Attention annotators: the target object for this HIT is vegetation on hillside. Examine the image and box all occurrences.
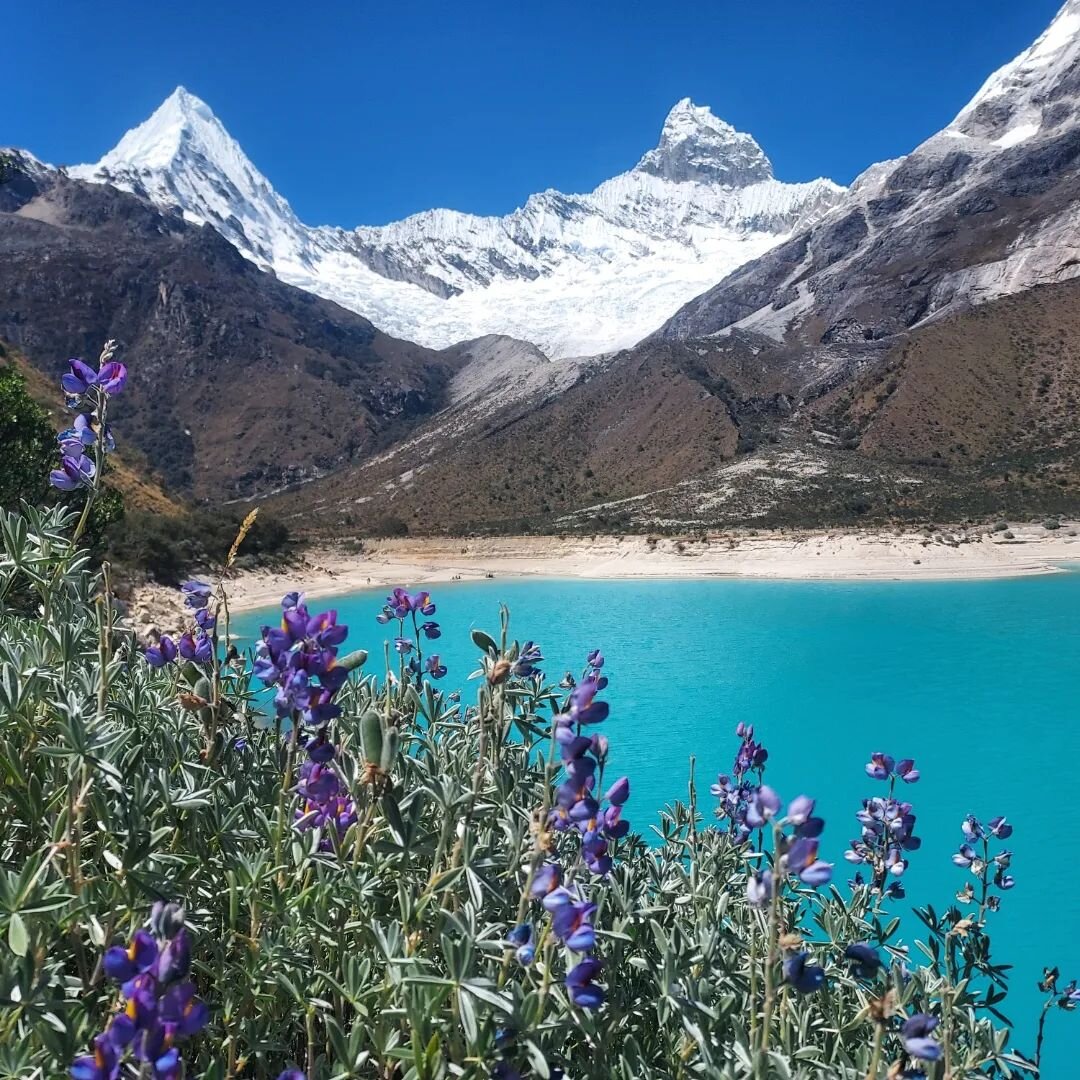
[0,340,290,582]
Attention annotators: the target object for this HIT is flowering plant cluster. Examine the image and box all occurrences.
[49,348,124,495]
[952,813,1016,915]
[144,581,216,667]
[527,651,629,994]
[376,587,445,682]
[71,904,207,1080]
[843,752,922,900]
[710,721,768,842]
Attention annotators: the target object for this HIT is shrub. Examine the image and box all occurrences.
[1044,518,1062,531]
[105,506,292,583]
[0,358,54,511]
[992,521,1009,533]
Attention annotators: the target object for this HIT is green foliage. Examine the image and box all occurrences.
[104,506,291,583]
[0,503,1053,1079]
[0,359,54,511]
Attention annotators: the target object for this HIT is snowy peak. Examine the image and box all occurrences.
[947,0,1080,147]
[70,86,307,266]
[69,91,845,356]
[636,98,773,186]
[97,86,222,171]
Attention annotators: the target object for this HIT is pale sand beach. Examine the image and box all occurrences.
[126,523,1080,636]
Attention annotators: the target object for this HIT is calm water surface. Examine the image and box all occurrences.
[234,574,1080,1073]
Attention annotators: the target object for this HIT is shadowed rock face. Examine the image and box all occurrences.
[0,156,458,500]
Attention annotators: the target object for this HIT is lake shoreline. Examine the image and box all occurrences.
[126,523,1080,633]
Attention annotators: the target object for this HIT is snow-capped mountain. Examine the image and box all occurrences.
[659,0,1080,353]
[70,92,844,357]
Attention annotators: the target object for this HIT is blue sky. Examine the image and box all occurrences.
[7,0,1063,226]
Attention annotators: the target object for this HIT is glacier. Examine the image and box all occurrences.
[69,92,845,357]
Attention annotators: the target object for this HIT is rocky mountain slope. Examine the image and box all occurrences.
[656,0,1080,375]
[6,2,1080,534]
[279,275,1080,535]
[69,93,844,357]
[0,152,458,500]
[271,0,1080,534]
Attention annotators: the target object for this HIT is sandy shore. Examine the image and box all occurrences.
[124,522,1080,635]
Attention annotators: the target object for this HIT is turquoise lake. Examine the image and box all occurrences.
[233,574,1080,1073]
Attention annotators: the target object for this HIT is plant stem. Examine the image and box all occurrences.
[864,1022,884,1080]
[1034,998,1051,1073]
[759,823,783,1068]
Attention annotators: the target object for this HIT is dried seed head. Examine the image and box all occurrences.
[869,988,900,1024]
[489,659,511,685]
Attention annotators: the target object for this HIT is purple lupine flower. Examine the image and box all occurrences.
[901,1015,942,1061]
[294,740,357,850]
[154,927,191,984]
[58,414,115,454]
[158,981,210,1035]
[420,620,441,639]
[565,958,604,1009]
[732,724,768,777]
[785,836,833,886]
[865,752,895,780]
[60,358,107,397]
[64,358,126,397]
[102,930,158,983]
[512,640,543,678]
[393,637,413,655]
[844,943,882,979]
[193,633,212,664]
[507,924,535,965]
[848,783,922,898]
[530,863,561,897]
[568,678,609,725]
[988,815,1013,839]
[78,412,115,450]
[194,608,216,633]
[786,795,815,825]
[50,454,96,491]
[544,891,597,952]
[77,909,207,1080]
[895,758,920,783]
[143,635,177,668]
[278,1073,307,1080]
[424,654,447,679]
[783,952,825,994]
[180,580,211,610]
[746,871,773,908]
[952,844,976,869]
[70,1034,120,1080]
[746,785,781,829]
[961,815,983,840]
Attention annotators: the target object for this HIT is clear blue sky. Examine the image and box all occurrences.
[6,0,1064,226]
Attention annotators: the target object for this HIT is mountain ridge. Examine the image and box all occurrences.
[68,91,845,357]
